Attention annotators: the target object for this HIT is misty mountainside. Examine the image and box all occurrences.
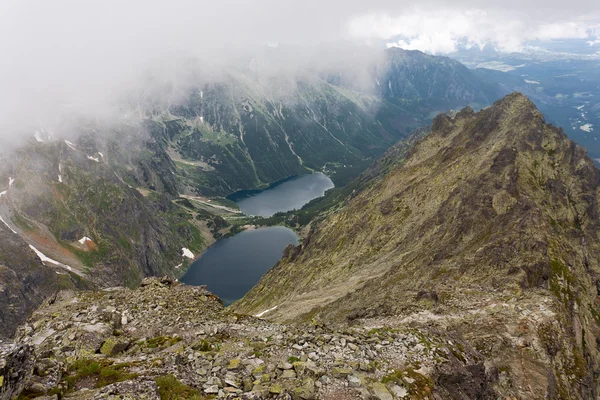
[146,48,506,196]
[0,48,505,339]
[235,93,600,398]
[0,127,214,337]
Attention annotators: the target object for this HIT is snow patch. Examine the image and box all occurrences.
[254,305,278,318]
[65,140,77,151]
[576,105,585,110]
[0,216,17,234]
[580,124,594,132]
[182,248,194,259]
[34,131,44,142]
[524,79,540,84]
[29,245,73,271]
[87,156,100,162]
[0,190,6,198]
[78,236,92,244]
[58,175,63,183]
[8,177,14,187]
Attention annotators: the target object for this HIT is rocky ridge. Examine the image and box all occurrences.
[236,93,600,398]
[3,277,494,400]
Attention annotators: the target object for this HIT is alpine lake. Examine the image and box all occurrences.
[181,173,334,305]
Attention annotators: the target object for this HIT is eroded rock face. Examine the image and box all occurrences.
[0,340,35,400]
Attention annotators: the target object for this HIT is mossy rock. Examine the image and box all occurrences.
[269,383,284,394]
[100,338,129,356]
[227,358,241,370]
[291,378,316,400]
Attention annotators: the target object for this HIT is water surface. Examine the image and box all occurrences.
[180,227,298,305]
[230,173,334,217]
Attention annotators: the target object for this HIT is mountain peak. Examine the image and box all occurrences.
[236,92,600,397]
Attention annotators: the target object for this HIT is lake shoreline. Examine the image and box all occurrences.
[180,226,299,306]
[230,173,335,217]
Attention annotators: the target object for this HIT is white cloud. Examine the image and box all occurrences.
[348,6,600,54]
[0,0,599,146]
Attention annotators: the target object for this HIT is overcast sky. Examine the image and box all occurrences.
[0,0,599,144]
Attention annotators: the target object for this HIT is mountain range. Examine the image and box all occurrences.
[4,46,600,399]
[0,48,506,339]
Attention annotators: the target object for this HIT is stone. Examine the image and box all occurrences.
[243,378,253,392]
[347,375,361,388]
[332,367,352,378]
[292,378,315,400]
[371,382,393,400]
[0,341,35,400]
[293,361,306,376]
[28,382,48,394]
[269,383,284,394]
[390,384,408,398]
[228,358,241,370]
[204,385,219,394]
[224,377,239,388]
[252,365,265,380]
[279,362,293,370]
[81,323,111,335]
[280,369,296,379]
[100,337,129,356]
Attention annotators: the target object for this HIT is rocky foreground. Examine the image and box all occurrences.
[1,277,497,400]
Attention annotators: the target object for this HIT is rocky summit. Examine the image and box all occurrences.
[2,277,490,400]
[3,93,600,400]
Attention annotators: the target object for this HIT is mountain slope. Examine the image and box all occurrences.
[235,93,600,398]
[0,221,91,338]
[0,127,213,337]
[151,48,506,195]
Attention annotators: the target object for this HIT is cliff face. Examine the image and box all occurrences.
[236,93,600,398]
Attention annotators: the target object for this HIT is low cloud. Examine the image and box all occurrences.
[0,0,598,146]
[348,6,599,54]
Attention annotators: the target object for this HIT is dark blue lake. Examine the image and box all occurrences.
[180,227,299,305]
[229,173,334,217]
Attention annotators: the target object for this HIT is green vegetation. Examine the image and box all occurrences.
[381,368,434,399]
[10,212,36,232]
[64,359,137,391]
[155,375,206,400]
[549,259,575,306]
[144,336,182,349]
